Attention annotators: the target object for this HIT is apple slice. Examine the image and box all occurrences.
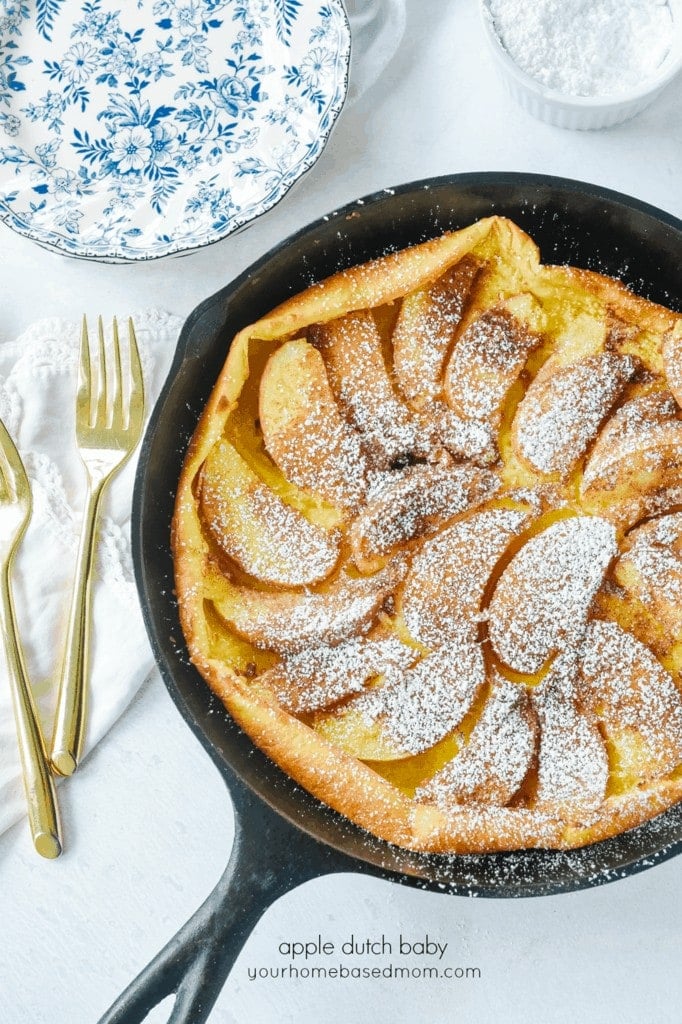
[309,310,419,468]
[578,619,682,781]
[416,401,497,465]
[416,674,537,807]
[312,705,405,762]
[262,636,418,715]
[443,296,543,424]
[211,557,407,654]
[341,638,487,757]
[532,653,608,814]
[580,391,682,526]
[199,438,339,586]
[511,352,637,477]
[392,255,480,404]
[400,507,530,648]
[614,512,682,641]
[349,462,500,570]
[487,516,617,674]
[259,338,367,509]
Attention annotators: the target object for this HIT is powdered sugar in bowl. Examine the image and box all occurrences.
[481,0,682,129]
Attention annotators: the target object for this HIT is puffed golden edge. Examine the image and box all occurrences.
[172,214,682,855]
[543,263,682,338]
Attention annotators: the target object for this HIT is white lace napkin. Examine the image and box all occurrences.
[0,310,183,838]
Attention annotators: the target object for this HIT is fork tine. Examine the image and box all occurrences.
[111,317,124,429]
[127,317,145,433]
[96,315,107,427]
[77,316,92,425]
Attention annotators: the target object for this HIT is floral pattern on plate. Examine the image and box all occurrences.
[0,0,350,260]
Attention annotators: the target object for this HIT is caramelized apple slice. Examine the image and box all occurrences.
[416,402,497,465]
[400,507,530,648]
[580,391,682,527]
[511,353,637,477]
[614,512,682,640]
[532,653,608,815]
[259,338,367,508]
[416,674,537,807]
[212,558,407,654]
[349,639,486,756]
[443,296,543,424]
[579,619,682,780]
[262,636,418,715]
[349,462,500,570]
[392,256,480,404]
[309,310,419,468]
[487,516,617,674]
[199,438,339,586]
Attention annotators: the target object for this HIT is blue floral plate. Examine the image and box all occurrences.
[0,0,350,261]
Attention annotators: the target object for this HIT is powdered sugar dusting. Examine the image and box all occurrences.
[218,559,407,654]
[401,507,529,647]
[261,340,369,509]
[662,330,682,403]
[579,619,682,776]
[188,219,682,859]
[353,640,486,755]
[264,636,418,714]
[416,674,537,807]
[350,462,500,565]
[310,310,420,467]
[533,652,609,814]
[393,256,480,403]
[224,482,338,584]
[582,391,682,490]
[627,542,682,605]
[200,440,340,587]
[276,402,367,508]
[445,307,541,421]
[421,402,497,464]
[488,516,617,673]
[617,512,682,612]
[514,353,637,475]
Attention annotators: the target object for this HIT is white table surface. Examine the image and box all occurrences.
[2,2,682,1022]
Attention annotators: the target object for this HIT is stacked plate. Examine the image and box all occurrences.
[0,0,350,260]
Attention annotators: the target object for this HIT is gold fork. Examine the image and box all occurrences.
[0,418,62,857]
[50,317,144,777]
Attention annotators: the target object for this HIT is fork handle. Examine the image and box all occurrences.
[0,563,62,858]
[51,480,104,777]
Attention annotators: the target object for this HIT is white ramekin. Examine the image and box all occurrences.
[481,0,682,130]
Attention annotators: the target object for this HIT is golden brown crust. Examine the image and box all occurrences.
[173,215,682,855]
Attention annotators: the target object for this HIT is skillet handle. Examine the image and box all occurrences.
[97,775,357,1024]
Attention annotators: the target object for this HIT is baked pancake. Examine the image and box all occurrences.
[173,215,682,854]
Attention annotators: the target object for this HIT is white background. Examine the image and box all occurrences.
[2,1,682,1022]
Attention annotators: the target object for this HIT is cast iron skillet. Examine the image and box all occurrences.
[101,173,682,1024]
